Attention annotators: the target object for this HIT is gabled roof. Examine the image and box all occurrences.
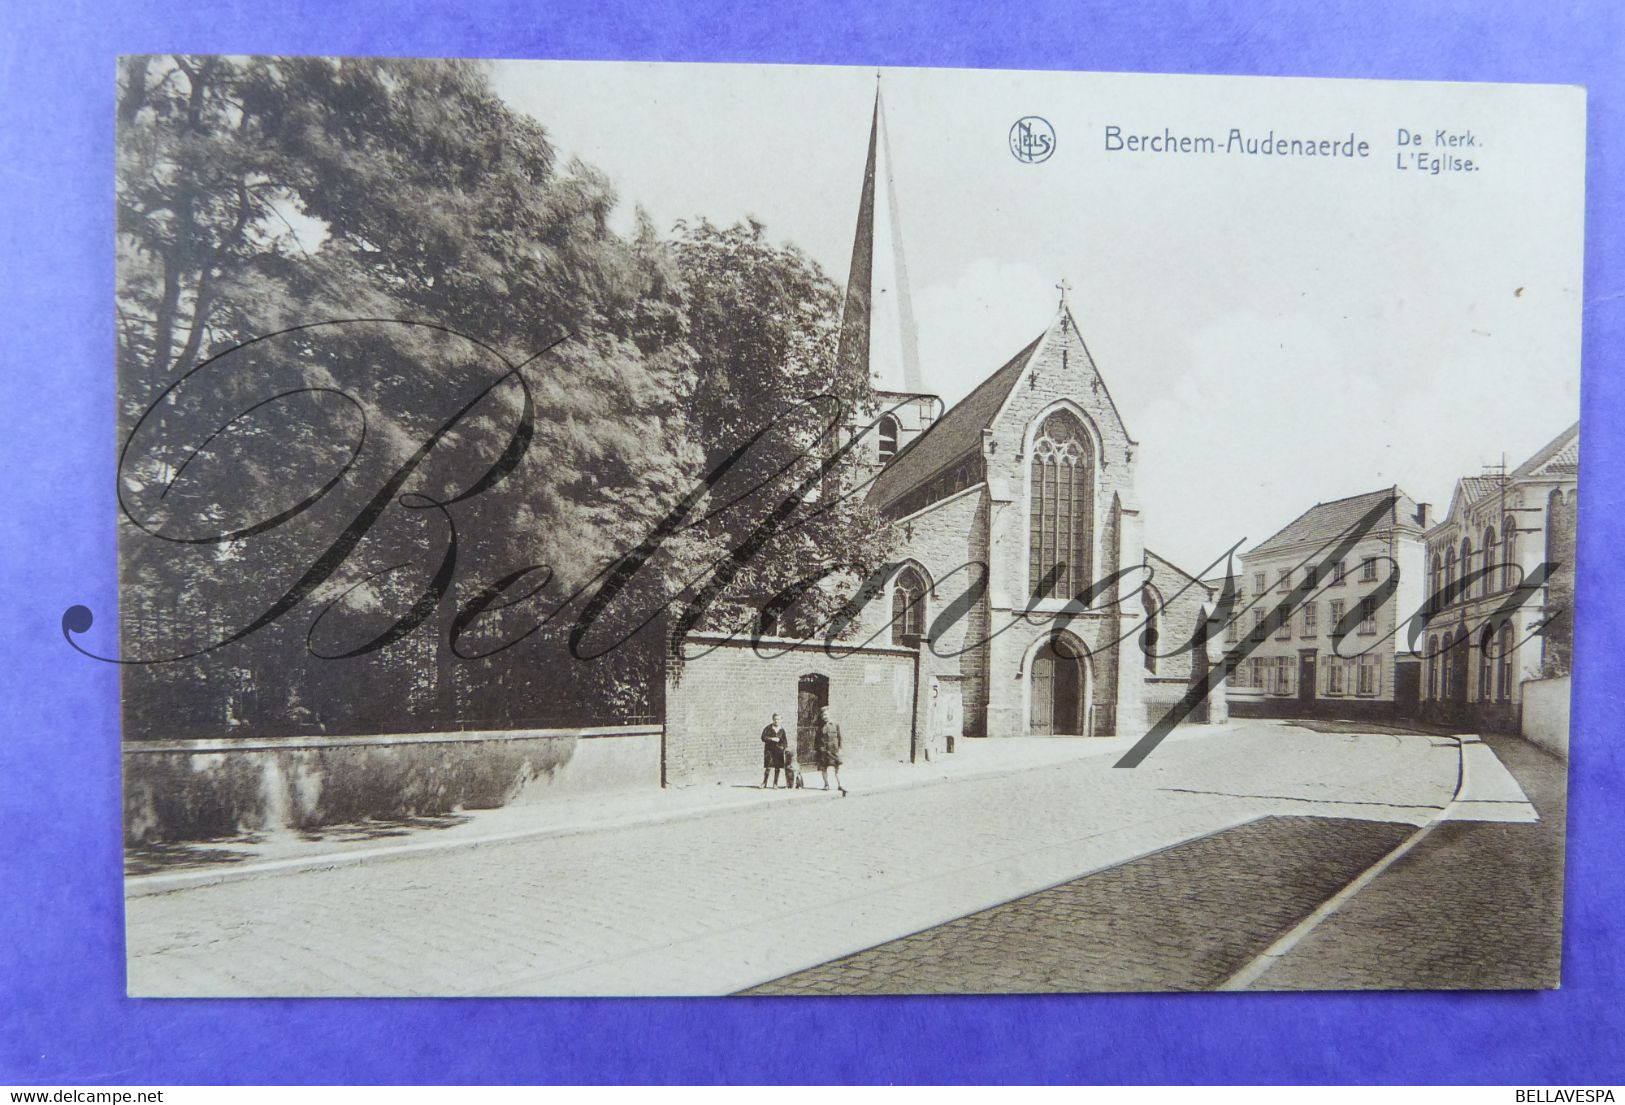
[1438,421,1580,528]
[867,333,1043,511]
[1509,421,1579,481]
[1245,487,1421,560]
[1145,549,1215,598]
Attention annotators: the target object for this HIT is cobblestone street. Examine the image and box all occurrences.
[745,816,1412,994]
[124,719,1550,996]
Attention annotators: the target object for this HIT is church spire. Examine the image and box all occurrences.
[836,80,925,395]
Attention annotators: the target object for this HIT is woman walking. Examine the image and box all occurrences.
[813,705,846,796]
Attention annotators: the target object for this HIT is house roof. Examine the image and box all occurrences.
[1245,487,1421,560]
[867,333,1043,511]
[1438,421,1580,527]
[1509,421,1580,481]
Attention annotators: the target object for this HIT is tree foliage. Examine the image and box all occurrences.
[114,56,892,740]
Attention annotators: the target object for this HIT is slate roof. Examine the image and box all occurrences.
[1246,487,1421,559]
[867,333,1043,511]
[1443,421,1579,523]
[1509,421,1580,481]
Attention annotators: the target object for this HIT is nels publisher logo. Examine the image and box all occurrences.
[1009,116,1056,163]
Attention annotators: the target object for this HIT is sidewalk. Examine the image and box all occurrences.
[126,723,1237,896]
[124,718,1473,995]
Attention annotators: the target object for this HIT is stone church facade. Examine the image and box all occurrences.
[834,88,1223,741]
[856,310,1223,740]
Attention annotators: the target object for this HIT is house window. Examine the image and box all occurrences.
[1302,601,1317,637]
[1225,615,1240,644]
[1326,657,1346,695]
[1027,411,1093,601]
[1268,656,1294,696]
[1502,516,1517,591]
[1305,566,1318,589]
[1360,557,1378,582]
[1329,599,1346,637]
[877,415,900,464]
[890,565,927,646]
[1497,623,1514,702]
[1332,560,1346,585]
[1253,572,1267,596]
[1275,611,1292,640]
[1276,569,1291,593]
[1358,596,1377,636]
[1356,653,1379,696]
[1251,610,1266,641]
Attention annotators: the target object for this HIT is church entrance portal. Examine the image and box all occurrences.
[1031,635,1089,736]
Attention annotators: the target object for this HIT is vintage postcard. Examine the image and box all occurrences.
[108,58,1583,996]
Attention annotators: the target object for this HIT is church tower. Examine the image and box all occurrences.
[838,81,940,469]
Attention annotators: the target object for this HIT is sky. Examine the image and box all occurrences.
[490,60,1585,572]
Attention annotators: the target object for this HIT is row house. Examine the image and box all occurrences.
[1223,487,1429,720]
[1417,423,1579,733]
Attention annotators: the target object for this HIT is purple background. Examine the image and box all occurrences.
[2,0,1621,1085]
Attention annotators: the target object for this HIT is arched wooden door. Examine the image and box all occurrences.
[796,673,830,765]
[1031,636,1088,736]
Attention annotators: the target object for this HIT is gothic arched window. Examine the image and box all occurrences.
[877,415,900,464]
[1028,410,1094,601]
[1430,553,1443,614]
[1460,536,1473,598]
[1141,587,1161,674]
[891,565,927,646]
[1427,634,1441,698]
[1444,547,1456,606]
[1478,625,1494,701]
[1483,525,1498,597]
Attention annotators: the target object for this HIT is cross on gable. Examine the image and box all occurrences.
[1055,278,1072,307]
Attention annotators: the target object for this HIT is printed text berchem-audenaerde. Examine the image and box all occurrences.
[1104,125,1371,159]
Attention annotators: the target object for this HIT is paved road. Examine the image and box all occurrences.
[745,816,1411,994]
[1245,730,1565,990]
[126,719,1483,996]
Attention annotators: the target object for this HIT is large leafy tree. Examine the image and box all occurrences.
[113,57,892,740]
[668,218,894,643]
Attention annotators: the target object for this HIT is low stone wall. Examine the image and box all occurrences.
[1520,675,1571,759]
[665,633,919,786]
[124,725,660,845]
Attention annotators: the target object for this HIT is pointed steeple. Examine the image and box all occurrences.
[837,81,925,395]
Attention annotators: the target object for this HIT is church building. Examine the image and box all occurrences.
[842,88,1225,741]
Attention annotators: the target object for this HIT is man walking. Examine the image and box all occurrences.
[760,712,789,789]
[813,705,846,796]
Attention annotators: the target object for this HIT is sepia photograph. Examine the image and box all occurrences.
[106,56,1584,998]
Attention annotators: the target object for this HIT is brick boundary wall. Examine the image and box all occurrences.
[665,633,920,787]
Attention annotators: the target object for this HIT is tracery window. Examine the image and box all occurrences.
[890,565,927,646]
[1027,411,1094,601]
